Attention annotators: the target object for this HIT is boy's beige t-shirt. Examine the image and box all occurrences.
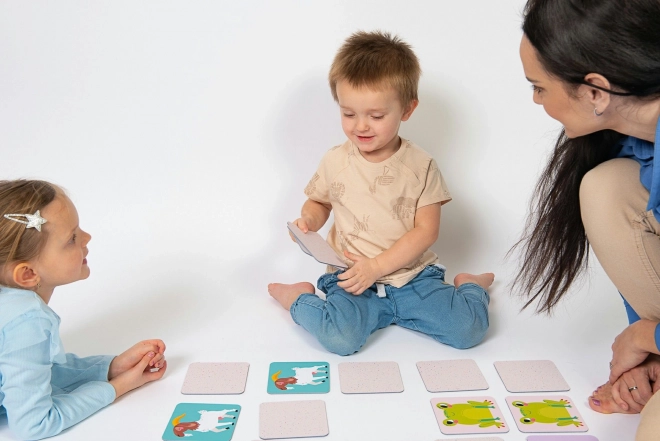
[304,138,452,288]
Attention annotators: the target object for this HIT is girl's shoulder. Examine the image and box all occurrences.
[0,287,57,331]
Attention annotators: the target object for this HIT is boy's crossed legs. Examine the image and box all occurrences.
[268,265,493,355]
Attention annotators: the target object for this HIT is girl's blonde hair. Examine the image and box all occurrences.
[0,180,57,279]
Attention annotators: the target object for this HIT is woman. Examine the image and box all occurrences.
[515,0,660,439]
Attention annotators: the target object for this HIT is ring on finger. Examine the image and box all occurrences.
[628,386,638,392]
[609,362,613,369]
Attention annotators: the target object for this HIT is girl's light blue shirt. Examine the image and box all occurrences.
[0,287,115,440]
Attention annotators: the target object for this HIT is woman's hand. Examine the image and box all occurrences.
[108,339,166,381]
[337,251,384,295]
[609,355,660,412]
[610,320,659,384]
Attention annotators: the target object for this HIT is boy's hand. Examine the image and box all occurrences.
[109,352,168,399]
[289,217,313,241]
[337,251,383,295]
[108,339,166,381]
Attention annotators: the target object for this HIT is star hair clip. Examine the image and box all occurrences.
[4,210,48,232]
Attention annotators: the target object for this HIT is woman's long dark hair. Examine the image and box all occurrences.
[513,0,660,314]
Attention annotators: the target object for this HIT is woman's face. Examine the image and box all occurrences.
[519,35,600,138]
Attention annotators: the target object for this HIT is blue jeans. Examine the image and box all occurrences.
[290,265,490,356]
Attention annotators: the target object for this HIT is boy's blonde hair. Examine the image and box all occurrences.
[0,180,57,281]
[329,30,421,106]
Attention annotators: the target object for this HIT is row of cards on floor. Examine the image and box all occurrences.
[164,359,598,440]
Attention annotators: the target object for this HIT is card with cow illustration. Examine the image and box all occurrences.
[162,403,241,440]
[431,396,509,435]
[267,361,330,394]
[505,396,589,433]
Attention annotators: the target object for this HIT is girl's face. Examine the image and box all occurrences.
[519,35,601,138]
[33,194,91,292]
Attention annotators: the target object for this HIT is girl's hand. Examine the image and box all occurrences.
[109,352,167,399]
[609,355,660,412]
[108,339,166,380]
[337,251,383,295]
[610,320,658,384]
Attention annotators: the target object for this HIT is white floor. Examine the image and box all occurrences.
[0,250,641,441]
[0,2,646,440]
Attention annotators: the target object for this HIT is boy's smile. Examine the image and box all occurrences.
[336,80,417,163]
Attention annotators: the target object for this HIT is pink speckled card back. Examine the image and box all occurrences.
[417,359,489,392]
[494,360,569,392]
[259,400,328,439]
[181,362,250,395]
[338,361,404,394]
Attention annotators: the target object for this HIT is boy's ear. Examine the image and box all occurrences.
[12,263,40,289]
[401,99,419,121]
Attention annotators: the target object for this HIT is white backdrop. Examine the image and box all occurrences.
[0,1,639,440]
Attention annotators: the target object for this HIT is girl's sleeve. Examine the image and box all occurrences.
[0,315,115,440]
[51,353,114,392]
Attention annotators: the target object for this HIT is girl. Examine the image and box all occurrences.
[514,0,660,439]
[0,180,167,440]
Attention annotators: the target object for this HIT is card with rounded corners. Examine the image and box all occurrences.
[267,361,330,394]
[338,361,403,394]
[506,396,588,433]
[526,435,599,440]
[259,400,328,439]
[417,359,489,392]
[287,222,347,268]
[181,362,249,395]
[494,360,569,392]
[162,403,241,440]
[431,396,509,435]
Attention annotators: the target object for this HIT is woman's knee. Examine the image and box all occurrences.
[580,158,644,220]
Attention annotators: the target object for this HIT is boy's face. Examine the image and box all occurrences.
[336,80,417,163]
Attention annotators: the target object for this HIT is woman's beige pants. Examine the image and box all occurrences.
[580,158,660,440]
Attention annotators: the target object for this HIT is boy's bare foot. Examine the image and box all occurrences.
[268,282,315,311]
[454,272,495,290]
[588,382,639,414]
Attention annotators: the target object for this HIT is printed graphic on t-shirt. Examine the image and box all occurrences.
[330,181,345,205]
[391,196,416,219]
[349,214,370,241]
[369,166,395,194]
[304,173,320,197]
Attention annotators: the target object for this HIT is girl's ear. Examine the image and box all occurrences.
[12,263,39,289]
[401,99,419,121]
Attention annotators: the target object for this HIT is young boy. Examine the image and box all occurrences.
[268,31,494,356]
